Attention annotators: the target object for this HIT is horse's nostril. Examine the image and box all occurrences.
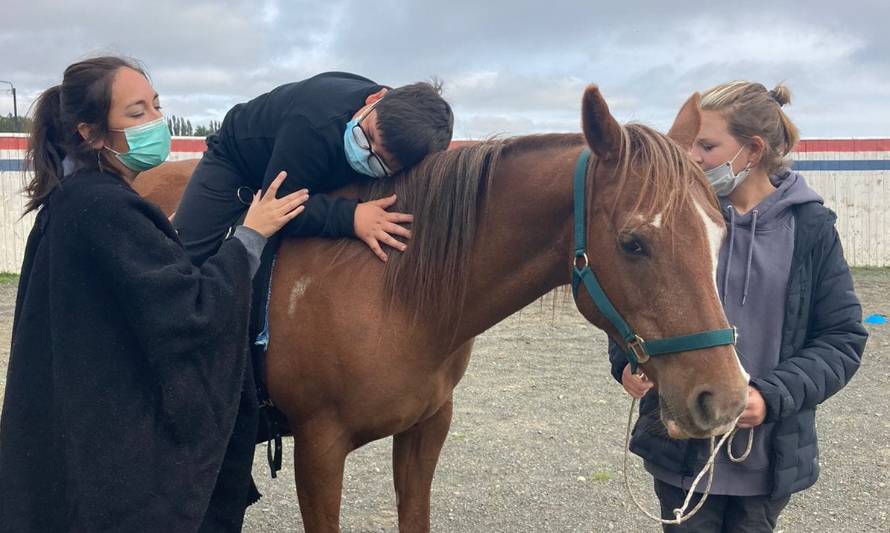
[695,390,716,425]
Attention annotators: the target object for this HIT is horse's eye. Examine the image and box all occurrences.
[619,234,649,257]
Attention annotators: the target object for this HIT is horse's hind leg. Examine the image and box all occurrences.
[392,397,454,533]
[292,420,350,533]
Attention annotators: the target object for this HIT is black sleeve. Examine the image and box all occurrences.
[608,337,628,384]
[74,188,253,368]
[262,115,358,238]
[751,226,868,423]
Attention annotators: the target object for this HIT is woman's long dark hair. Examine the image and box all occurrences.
[24,56,146,213]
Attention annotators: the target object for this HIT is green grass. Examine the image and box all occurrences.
[851,266,890,274]
[592,471,611,482]
[0,272,19,285]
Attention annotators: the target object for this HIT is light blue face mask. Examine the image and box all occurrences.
[704,146,752,197]
[343,102,392,178]
[105,117,171,172]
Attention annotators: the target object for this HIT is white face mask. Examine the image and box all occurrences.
[704,146,751,197]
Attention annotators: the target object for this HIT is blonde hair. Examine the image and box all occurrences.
[700,81,800,175]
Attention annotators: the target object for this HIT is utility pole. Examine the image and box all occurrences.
[0,80,18,133]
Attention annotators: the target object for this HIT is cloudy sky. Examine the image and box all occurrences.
[2,0,888,139]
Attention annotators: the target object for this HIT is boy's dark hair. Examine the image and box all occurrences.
[375,81,454,170]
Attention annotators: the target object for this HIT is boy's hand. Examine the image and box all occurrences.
[354,194,412,262]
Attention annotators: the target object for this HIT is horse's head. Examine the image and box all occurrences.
[574,85,748,439]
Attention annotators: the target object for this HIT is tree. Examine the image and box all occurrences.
[0,113,32,133]
[0,111,219,136]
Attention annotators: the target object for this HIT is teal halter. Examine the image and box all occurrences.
[570,147,737,373]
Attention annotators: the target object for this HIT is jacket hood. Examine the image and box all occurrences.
[719,170,823,229]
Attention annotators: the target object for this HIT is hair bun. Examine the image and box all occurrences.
[768,84,792,107]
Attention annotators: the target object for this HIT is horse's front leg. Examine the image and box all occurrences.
[392,396,454,533]
[291,418,350,533]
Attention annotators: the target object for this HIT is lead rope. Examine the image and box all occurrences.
[622,397,743,525]
[726,426,754,463]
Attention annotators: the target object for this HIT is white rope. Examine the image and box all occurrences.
[622,398,740,525]
[726,426,754,463]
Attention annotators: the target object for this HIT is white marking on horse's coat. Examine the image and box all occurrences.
[631,212,663,228]
[650,213,663,228]
[288,277,311,317]
[694,200,749,382]
[694,200,723,287]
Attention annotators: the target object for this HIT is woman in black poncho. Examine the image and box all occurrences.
[0,56,308,532]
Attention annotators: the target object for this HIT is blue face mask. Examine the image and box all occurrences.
[704,146,751,197]
[105,117,171,172]
[343,104,392,178]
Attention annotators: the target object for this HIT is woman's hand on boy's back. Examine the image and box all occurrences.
[354,194,412,262]
[243,171,309,238]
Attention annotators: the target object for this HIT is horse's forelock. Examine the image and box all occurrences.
[608,123,714,233]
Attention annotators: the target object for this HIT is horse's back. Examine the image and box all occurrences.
[133,159,199,216]
[267,237,390,372]
[133,165,468,433]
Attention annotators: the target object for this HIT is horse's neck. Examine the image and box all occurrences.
[455,144,583,340]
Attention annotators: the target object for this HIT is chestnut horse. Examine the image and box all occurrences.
[134,86,747,532]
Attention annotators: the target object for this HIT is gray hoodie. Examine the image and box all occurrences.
[646,170,824,495]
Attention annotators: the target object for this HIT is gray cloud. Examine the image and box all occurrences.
[1,0,887,137]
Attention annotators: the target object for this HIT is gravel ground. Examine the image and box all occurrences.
[1,269,888,532]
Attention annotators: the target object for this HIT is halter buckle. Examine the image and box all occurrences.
[627,335,650,365]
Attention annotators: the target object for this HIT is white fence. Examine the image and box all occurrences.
[794,139,890,267]
[0,170,32,273]
[1,135,889,272]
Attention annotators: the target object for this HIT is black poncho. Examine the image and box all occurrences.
[0,169,258,532]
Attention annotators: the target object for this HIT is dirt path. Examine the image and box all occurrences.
[1,270,888,532]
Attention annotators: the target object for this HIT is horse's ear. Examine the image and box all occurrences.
[667,92,701,151]
[582,85,623,161]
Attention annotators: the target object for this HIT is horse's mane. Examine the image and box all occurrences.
[340,134,573,326]
[345,128,710,326]
[362,137,503,326]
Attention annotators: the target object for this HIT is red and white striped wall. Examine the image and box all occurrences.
[0,134,207,170]
[5,136,889,172]
[1,134,889,269]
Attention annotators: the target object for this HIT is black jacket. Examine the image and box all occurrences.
[212,71,384,238]
[609,202,868,499]
[0,170,257,532]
